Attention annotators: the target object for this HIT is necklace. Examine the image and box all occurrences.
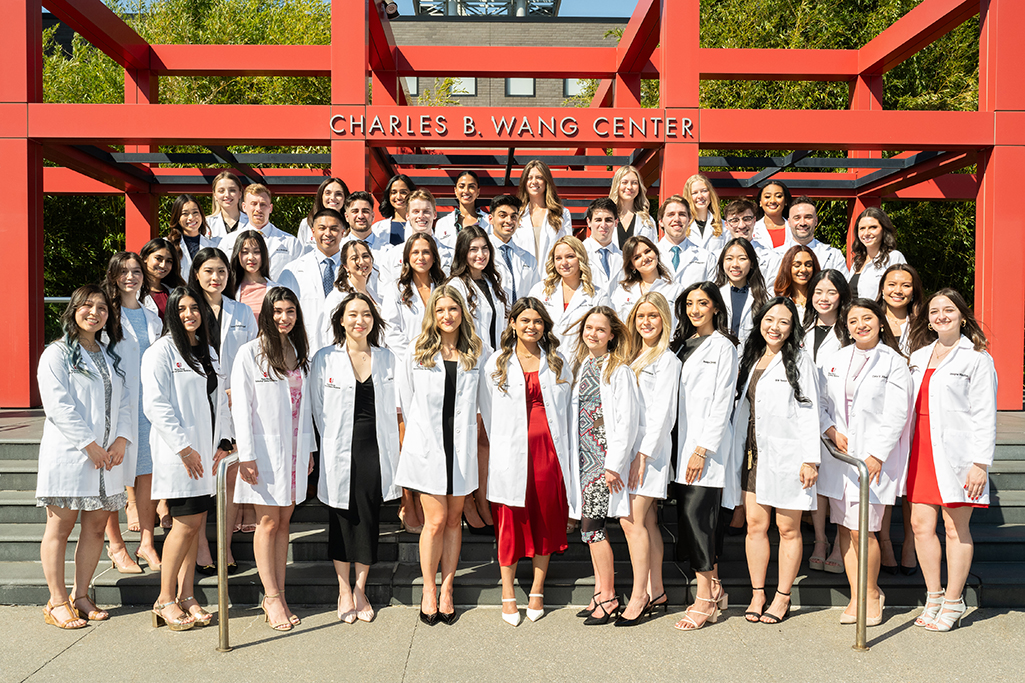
[933,341,957,363]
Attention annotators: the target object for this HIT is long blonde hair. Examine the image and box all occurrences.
[490,297,566,393]
[413,285,483,371]
[517,160,565,233]
[609,165,652,223]
[572,305,631,384]
[625,292,673,378]
[683,173,723,237]
[542,236,596,297]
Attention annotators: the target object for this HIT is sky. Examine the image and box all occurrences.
[395,0,638,17]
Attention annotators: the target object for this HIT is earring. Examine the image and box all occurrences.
[927,323,934,330]
[961,320,966,327]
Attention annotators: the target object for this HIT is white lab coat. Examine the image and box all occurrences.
[719,283,757,348]
[178,234,219,280]
[611,279,683,330]
[818,344,913,506]
[381,281,433,365]
[142,336,231,499]
[371,218,406,248]
[583,238,624,297]
[230,340,315,506]
[527,280,610,359]
[624,213,658,244]
[728,349,820,510]
[318,280,382,353]
[310,344,401,509]
[36,341,134,498]
[633,351,682,499]
[218,223,304,282]
[296,216,316,254]
[686,220,729,254]
[674,332,739,492]
[750,217,777,249]
[490,235,539,304]
[377,236,454,287]
[479,349,573,507]
[513,206,571,276]
[658,237,717,289]
[851,250,907,300]
[908,338,998,505]
[140,285,170,320]
[277,249,340,353]
[215,296,260,388]
[394,347,487,497]
[446,276,507,353]
[435,209,490,250]
[206,212,249,240]
[773,237,849,283]
[568,361,640,520]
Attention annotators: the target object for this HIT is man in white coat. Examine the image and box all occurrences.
[581,198,625,296]
[656,195,717,288]
[722,198,777,275]
[773,196,849,282]
[487,195,538,304]
[342,191,390,256]
[217,184,304,281]
[277,208,344,353]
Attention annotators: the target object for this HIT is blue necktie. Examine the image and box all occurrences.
[599,248,611,278]
[500,244,516,300]
[322,257,335,296]
[671,245,681,270]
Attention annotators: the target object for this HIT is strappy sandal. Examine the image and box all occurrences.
[711,578,729,610]
[926,597,967,632]
[152,600,194,631]
[674,595,720,631]
[646,591,668,616]
[261,593,293,632]
[44,600,87,629]
[577,592,601,618]
[745,587,765,623]
[178,596,213,627]
[72,596,109,621]
[809,539,829,571]
[760,590,791,625]
[915,590,945,628]
[582,597,620,626]
[282,590,301,626]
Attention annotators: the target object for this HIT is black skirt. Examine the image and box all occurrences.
[672,483,724,573]
[167,494,215,518]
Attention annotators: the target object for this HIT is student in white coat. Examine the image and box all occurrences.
[320,239,381,346]
[435,171,490,250]
[139,237,186,322]
[297,177,349,252]
[278,208,345,353]
[529,235,610,356]
[906,289,997,632]
[733,297,820,624]
[877,262,925,356]
[616,293,679,627]
[715,238,770,348]
[611,236,683,328]
[101,253,163,576]
[683,174,730,254]
[801,269,851,575]
[821,299,913,627]
[514,160,571,274]
[376,190,454,286]
[394,285,487,625]
[341,191,391,259]
[311,292,401,624]
[206,171,249,239]
[371,174,414,248]
[217,184,304,282]
[582,198,625,297]
[773,244,821,318]
[719,198,776,273]
[609,165,657,249]
[230,230,280,320]
[168,194,217,280]
[848,207,907,300]
[569,306,640,625]
[773,196,848,281]
[479,299,573,627]
[655,196,717,289]
[233,287,314,631]
[142,287,232,631]
[488,195,539,303]
[668,283,740,631]
[36,285,132,629]
[751,180,791,248]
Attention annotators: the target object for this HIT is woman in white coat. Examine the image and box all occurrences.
[682,174,729,254]
[394,285,487,625]
[608,165,657,249]
[611,236,682,328]
[232,287,314,631]
[906,289,997,632]
[615,293,679,627]
[802,269,851,575]
[311,292,401,624]
[37,285,132,629]
[206,170,248,239]
[435,170,489,249]
[528,236,610,355]
[733,297,820,624]
[479,298,573,627]
[569,306,639,625]
[142,286,232,631]
[668,283,740,631]
[714,237,769,348]
[139,237,186,321]
[101,253,163,574]
[230,230,280,320]
[168,194,216,280]
[848,207,907,300]
[821,298,913,627]
[514,160,571,272]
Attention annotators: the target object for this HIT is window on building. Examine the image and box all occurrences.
[403,76,419,96]
[451,77,476,97]
[564,78,588,97]
[505,78,536,97]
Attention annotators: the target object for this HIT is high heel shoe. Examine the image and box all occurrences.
[526,593,544,622]
[577,592,600,618]
[177,596,213,627]
[501,598,520,627]
[438,608,457,625]
[261,594,292,632]
[419,596,439,626]
[152,600,194,631]
[462,512,494,536]
[711,578,729,610]
[44,600,87,630]
[135,547,161,571]
[646,591,668,616]
[745,587,765,623]
[107,546,143,574]
[614,595,650,627]
[583,597,620,626]
[808,539,829,572]
[926,597,966,632]
[674,595,720,631]
[759,590,791,625]
[915,590,945,628]
[867,591,886,627]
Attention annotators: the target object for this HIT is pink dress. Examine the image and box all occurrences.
[287,368,302,501]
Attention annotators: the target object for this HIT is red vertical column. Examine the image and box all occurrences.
[659,0,699,200]
[125,68,158,251]
[0,0,43,406]
[846,74,884,265]
[978,0,1025,409]
[331,0,369,191]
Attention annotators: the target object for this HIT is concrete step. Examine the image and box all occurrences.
[0,460,38,491]
[0,440,39,462]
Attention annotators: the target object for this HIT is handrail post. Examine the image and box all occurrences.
[821,437,871,652]
[215,453,239,653]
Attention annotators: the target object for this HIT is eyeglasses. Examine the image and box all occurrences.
[726,216,756,226]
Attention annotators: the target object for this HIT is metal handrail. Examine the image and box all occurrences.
[820,436,871,652]
[215,452,240,653]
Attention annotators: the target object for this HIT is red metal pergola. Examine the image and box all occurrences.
[1,0,1022,409]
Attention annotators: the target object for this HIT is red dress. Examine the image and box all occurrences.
[907,369,986,508]
[492,371,569,566]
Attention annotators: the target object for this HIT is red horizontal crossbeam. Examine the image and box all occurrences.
[617,0,660,73]
[150,45,330,77]
[45,0,148,70]
[859,0,978,74]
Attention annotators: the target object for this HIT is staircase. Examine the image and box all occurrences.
[2,409,1023,608]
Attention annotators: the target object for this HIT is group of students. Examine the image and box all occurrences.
[36,163,996,637]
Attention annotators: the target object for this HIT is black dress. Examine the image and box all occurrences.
[327,375,383,565]
[442,360,457,495]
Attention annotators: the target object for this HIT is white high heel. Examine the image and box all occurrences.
[927,597,967,632]
[526,593,544,622]
[501,598,521,627]
[915,590,945,628]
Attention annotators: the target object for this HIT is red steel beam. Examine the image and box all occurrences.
[396,46,616,79]
[150,44,331,77]
[857,150,978,197]
[700,49,860,81]
[859,0,978,74]
[43,167,124,194]
[368,0,398,73]
[617,0,660,73]
[42,143,150,193]
[44,0,149,70]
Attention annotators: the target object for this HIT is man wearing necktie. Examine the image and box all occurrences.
[488,195,539,304]
[582,198,624,296]
[656,195,717,289]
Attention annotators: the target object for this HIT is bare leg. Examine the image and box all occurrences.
[619,494,653,620]
[418,493,448,614]
[528,555,551,612]
[588,538,617,618]
[643,503,665,601]
[474,416,493,526]
[878,504,898,569]
[156,513,201,624]
[438,494,466,614]
[157,499,171,529]
[253,504,289,625]
[810,494,830,566]
[841,526,882,620]
[275,505,295,621]
[104,510,140,572]
[762,508,803,621]
[69,508,110,617]
[133,475,160,567]
[911,503,943,593]
[500,564,518,615]
[940,506,975,600]
[900,497,917,569]
[354,562,374,620]
[40,506,86,626]
[743,491,770,618]
[125,485,139,531]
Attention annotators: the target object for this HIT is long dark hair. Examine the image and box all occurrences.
[230,229,272,287]
[398,234,445,307]
[490,297,564,392]
[620,235,671,287]
[380,174,416,220]
[187,247,235,299]
[876,262,925,321]
[773,244,820,298]
[307,177,350,225]
[714,237,769,310]
[447,225,508,315]
[333,240,374,294]
[140,237,185,302]
[908,288,989,353]
[670,281,739,353]
[257,287,311,378]
[103,251,147,344]
[167,193,209,242]
[851,206,898,271]
[802,269,852,330]
[162,286,213,375]
[755,179,792,220]
[736,297,810,405]
[330,291,385,348]
[59,284,124,379]
[839,298,903,355]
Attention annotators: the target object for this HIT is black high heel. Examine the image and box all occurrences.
[645,592,668,615]
[615,595,650,627]
[583,597,620,626]
[577,592,600,618]
[760,590,791,625]
[462,513,494,537]
[745,587,765,623]
[438,609,457,625]
[419,608,439,626]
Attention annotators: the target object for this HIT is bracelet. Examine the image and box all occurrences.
[692,451,707,459]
